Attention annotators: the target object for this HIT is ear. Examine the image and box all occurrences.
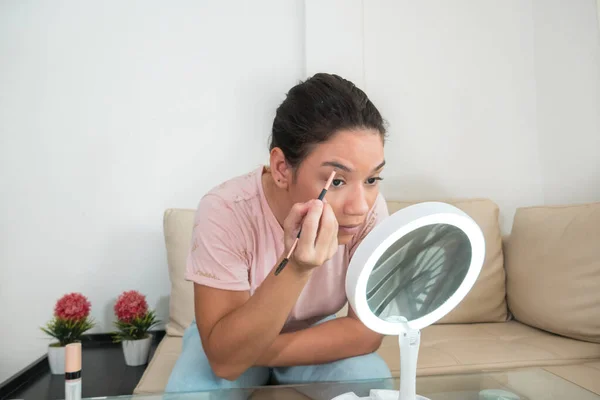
[269,147,292,189]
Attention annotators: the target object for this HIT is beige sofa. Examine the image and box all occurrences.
[134,198,600,396]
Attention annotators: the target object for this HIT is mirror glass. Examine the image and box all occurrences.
[365,223,472,323]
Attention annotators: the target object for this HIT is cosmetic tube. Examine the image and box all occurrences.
[65,342,82,400]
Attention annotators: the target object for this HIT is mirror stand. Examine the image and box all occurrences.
[332,326,430,400]
[396,328,429,400]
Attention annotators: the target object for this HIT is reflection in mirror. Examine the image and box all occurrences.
[366,223,472,322]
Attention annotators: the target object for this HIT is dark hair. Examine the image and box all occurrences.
[269,73,386,169]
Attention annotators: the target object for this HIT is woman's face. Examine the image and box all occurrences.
[290,129,385,245]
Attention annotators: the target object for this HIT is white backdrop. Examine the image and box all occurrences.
[0,0,305,383]
[306,0,600,232]
[1,0,599,383]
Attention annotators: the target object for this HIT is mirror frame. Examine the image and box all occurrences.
[346,202,486,335]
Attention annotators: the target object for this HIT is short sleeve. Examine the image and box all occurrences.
[184,194,251,291]
[347,192,390,260]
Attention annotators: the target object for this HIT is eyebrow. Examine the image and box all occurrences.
[373,160,386,171]
[321,160,386,173]
[321,161,352,172]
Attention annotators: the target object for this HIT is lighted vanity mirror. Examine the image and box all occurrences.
[336,202,486,400]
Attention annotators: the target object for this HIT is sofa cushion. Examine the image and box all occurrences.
[135,320,600,394]
[386,198,508,324]
[163,208,196,337]
[544,362,600,396]
[505,202,600,343]
[134,335,182,394]
[380,321,600,377]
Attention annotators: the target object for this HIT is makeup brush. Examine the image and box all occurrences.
[274,170,336,276]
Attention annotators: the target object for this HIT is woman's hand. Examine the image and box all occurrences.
[283,199,339,272]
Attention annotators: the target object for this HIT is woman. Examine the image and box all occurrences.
[166,73,392,393]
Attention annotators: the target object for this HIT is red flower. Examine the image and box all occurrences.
[114,290,148,322]
[54,293,91,321]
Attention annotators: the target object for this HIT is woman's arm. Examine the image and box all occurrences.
[194,261,310,380]
[195,200,339,381]
[255,305,384,367]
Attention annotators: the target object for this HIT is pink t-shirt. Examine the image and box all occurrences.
[185,166,388,332]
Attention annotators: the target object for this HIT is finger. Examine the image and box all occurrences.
[297,200,324,251]
[283,202,311,234]
[314,202,338,259]
[328,207,340,258]
[328,231,339,259]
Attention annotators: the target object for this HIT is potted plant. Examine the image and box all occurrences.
[112,290,160,366]
[40,293,95,374]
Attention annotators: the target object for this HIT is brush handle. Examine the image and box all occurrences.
[317,188,327,201]
[295,190,327,239]
[274,258,289,276]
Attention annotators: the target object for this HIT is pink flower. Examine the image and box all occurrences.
[54,293,91,321]
[114,290,148,322]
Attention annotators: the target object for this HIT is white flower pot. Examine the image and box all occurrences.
[122,335,152,366]
[48,344,65,375]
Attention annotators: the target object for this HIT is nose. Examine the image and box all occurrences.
[344,184,370,216]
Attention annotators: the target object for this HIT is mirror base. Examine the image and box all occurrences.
[330,389,430,400]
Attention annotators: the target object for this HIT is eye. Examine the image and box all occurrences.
[366,177,383,185]
[331,179,345,187]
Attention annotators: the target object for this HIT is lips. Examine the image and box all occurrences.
[338,223,362,236]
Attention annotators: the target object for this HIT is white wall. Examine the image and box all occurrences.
[0,0,304,383]
[1,0,599,384]
[362,0,545,233]
[533,0,600,204]
[307,0,600,232]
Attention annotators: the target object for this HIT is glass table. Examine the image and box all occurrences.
[82,368,599,400]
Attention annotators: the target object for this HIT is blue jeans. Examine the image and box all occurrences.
[165,315,392,397]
